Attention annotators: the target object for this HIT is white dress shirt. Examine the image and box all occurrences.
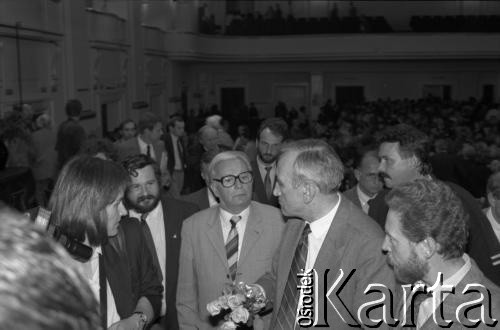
[170,133,183,170]
[256,156,276,188]
[88,246,120,327]
[356,185,374,214]
[219,206,250,260]
[130,202,167,316]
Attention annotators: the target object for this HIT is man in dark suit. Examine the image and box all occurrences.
[343,148,383,214]
[255,139,396,329]
[55,99,86,169]
[122,154,199,330]
[164,116,187,197]
[116,112,171,189]
[383,179,500,329]
[369,124,500,287]
[251,117,288,207]
[181,148,222,210]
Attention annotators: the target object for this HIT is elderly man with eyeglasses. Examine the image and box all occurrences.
[177,150,285,329]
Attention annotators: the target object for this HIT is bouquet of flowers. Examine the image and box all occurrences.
[206,282,267,329]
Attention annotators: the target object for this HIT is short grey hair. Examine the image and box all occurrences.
[208,151,251,180]
[280,139,344,194]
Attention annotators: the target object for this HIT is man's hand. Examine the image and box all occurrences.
[107,314,145,330]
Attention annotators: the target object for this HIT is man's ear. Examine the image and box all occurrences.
[416,237,437,260]
[353,168,361,182]
[209,182,220,199]
[302,181,317,204]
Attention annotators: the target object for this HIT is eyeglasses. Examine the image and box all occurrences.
[212,171,253,188]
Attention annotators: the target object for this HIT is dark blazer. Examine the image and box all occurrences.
[181,187,211,210]
[55,119,86,168]
[250,159,279,208]
[369,181,500,287]
[161,195,200,330]
[403,258,500,329]
[342,186,362,209]
[102,217,163,323]
[257,196,397,329]
[163,133,187,175]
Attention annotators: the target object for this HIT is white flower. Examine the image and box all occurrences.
[230,306,250,324]
[220,320,237,330]
[227,294,245,309]
[207,300,222,316]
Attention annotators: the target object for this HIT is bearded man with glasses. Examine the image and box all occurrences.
[177,151,285,329]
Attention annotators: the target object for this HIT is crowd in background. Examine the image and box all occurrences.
[0,94,499,211]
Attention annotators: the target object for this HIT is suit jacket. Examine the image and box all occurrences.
[55,118,86,168]
[342,186,362,209]
[103,217,163,323]
[164,133,187,174]
[402,258,500,329]
[181,187,211,210]
[369,182,500,287]
[257,195,397,329]
[116,136,166,168]
[160,195,200,330]
[250,160,279,208]
[177,201,285,329]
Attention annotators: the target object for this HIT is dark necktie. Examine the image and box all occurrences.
[146,145,151,158]
[177,138,184,168]
[98,253,107,328]
[264,166,272,199]
[275,223,311,330]
[402,283,432,326]
[226,215,241,282]
[140,213,163,281]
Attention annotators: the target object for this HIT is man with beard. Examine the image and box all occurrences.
[177,151,284,329]
[122,154,199,330]
[383,178,500,329]
[370,124,500,287]
[251,117,288,207]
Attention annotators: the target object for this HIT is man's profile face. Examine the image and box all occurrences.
[378,142,420,188]
[257,128,283,164]
[171,121,185,137]
[121,122,136,140]
[211,158,252,213]
[144,122,163,143]
[273,151,303,218]
[355,154,383,197]
[382,209,428,284]
[124,165,160,214]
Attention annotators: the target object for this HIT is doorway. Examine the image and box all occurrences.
[336,86,364,105]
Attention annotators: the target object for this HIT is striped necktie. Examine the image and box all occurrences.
[226,215,241,282]
[275,223,311,330]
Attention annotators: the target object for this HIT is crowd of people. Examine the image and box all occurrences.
[0,95,499,328]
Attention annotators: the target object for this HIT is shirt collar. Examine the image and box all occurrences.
[219,205,250,225]
[309,193,341,239]
[443,253,471,288]
[356,185,374,206]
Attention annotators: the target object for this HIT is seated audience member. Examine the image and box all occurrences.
[181,148,223,210]
[0,204,101,329]
[343,148,384,214]
[49,156,163,329]
[485,172,500,246]
[115,119,137,145]
[383,178,500,328]
[369,124,500,287]
[177,151,284,329]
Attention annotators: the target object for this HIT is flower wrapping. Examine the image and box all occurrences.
[207,282,267,329]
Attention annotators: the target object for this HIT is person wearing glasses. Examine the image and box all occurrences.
[177,151,285,329]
